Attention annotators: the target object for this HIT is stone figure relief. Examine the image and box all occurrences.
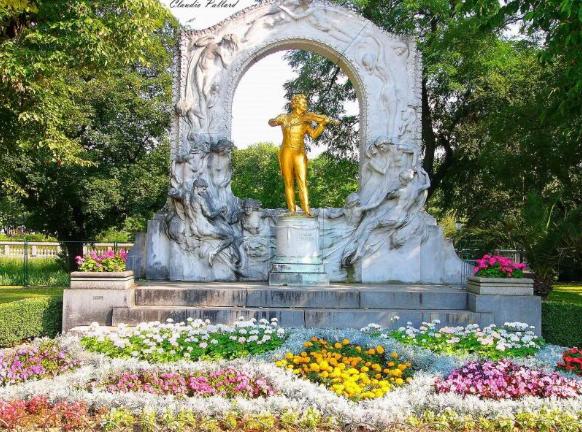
[240,199,279,278]
[178,34,238,136]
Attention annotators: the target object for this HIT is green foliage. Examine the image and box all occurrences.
[0,296,62,346]
[0,257,68,286]
[542,301,582,347]
[232,143,285,209]
[232,142,358,209]
[0,0,176,245]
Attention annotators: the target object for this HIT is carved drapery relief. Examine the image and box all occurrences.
[151,0,463,282]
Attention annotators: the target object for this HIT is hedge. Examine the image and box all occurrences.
[0,297,62,347]
[542,301,582,347]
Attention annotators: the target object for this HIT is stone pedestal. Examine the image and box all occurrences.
[269,215,329,286]
[63,271,135,331]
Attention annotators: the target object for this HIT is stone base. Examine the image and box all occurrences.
[63,271,135,332]
[107,281,539,334]
[467,277,534,295]
[269,214,329,286]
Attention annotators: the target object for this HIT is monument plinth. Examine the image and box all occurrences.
[269,215,329,286]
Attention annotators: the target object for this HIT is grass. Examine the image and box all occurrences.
[0,286,63,304]
[0,257,69,287]
[548,283,582,305]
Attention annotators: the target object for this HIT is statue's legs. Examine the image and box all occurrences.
[294,152,311,215]
[279,146,297,213]
[279,146,311,215]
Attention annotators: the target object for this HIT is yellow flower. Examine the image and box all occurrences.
[395,378,404,385]
[334,342,342,349]
[304,341,313,348]
[367,348,376,355]
[342,338,350,345]
[390,352,399,359]
[376,345,385,354]
[310,363,320,372]
[355,346,362,352]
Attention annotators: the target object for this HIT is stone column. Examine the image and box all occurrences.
[268,215,329,286]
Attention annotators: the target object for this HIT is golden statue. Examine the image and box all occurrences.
[269,94,337,216]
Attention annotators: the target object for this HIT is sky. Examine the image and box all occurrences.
[158,0,356,156]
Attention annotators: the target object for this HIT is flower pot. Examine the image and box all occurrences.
[70,270,134,290]
[467,276,534,296]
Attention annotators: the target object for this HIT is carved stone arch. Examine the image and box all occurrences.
[144,0,465,285]
[223,38,369,158]
[173,0,423,202]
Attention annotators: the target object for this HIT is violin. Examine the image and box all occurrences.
[303,111,340,125]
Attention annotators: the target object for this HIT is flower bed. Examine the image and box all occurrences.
[557,347,582,376]
[0,397,92,431]
[0,321,579,431]
[0,341,80,386]
[378,320,543,359]
[275,337,412,400]
[436,360,582,399]
[94,367,276,398]
[473,254,526,278]
[81,318,286,362]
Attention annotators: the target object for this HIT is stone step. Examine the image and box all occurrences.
[112,306,492,329]
[134,285,469,310]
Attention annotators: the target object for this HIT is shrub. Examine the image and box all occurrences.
[275,337,413,400]
[0,297,62,347]
[435,360,582,399]
[542,301,582,347]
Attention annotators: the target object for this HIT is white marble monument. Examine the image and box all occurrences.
[139,0,466,284]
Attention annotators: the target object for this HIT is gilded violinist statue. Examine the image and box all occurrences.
[268,94,338,216]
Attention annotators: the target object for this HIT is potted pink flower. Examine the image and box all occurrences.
[467,254,534,295]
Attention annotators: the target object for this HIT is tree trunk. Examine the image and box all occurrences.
[62,241,85,272]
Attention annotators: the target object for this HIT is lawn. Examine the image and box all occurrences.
[0,257,69,287]
[0,286,63,304]
[549,283,582,305]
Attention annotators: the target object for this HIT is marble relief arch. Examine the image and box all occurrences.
[146,0,466,284]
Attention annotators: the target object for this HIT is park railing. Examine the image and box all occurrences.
[0,241,134,287]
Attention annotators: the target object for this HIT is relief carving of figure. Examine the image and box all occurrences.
[189,178,243,267]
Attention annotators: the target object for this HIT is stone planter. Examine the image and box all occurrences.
[63,271,135,331]
[70,271,134,289]
[467,276,534,296]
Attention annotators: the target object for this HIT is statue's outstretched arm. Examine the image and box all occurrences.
[307,121,326,140]
[268,115,284,127]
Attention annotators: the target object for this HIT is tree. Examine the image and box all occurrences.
[0,0,177,265]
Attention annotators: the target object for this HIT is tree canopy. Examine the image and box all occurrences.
[0,0,177,250]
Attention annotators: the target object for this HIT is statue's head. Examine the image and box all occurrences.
[210,139,234,155]
[398,169,415,185]
[242,198,261,215]
[374,137,392,152]
[291,94,308,114]
[193,178,209,193]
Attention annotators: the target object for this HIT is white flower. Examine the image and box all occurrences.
[199,342,208,349]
